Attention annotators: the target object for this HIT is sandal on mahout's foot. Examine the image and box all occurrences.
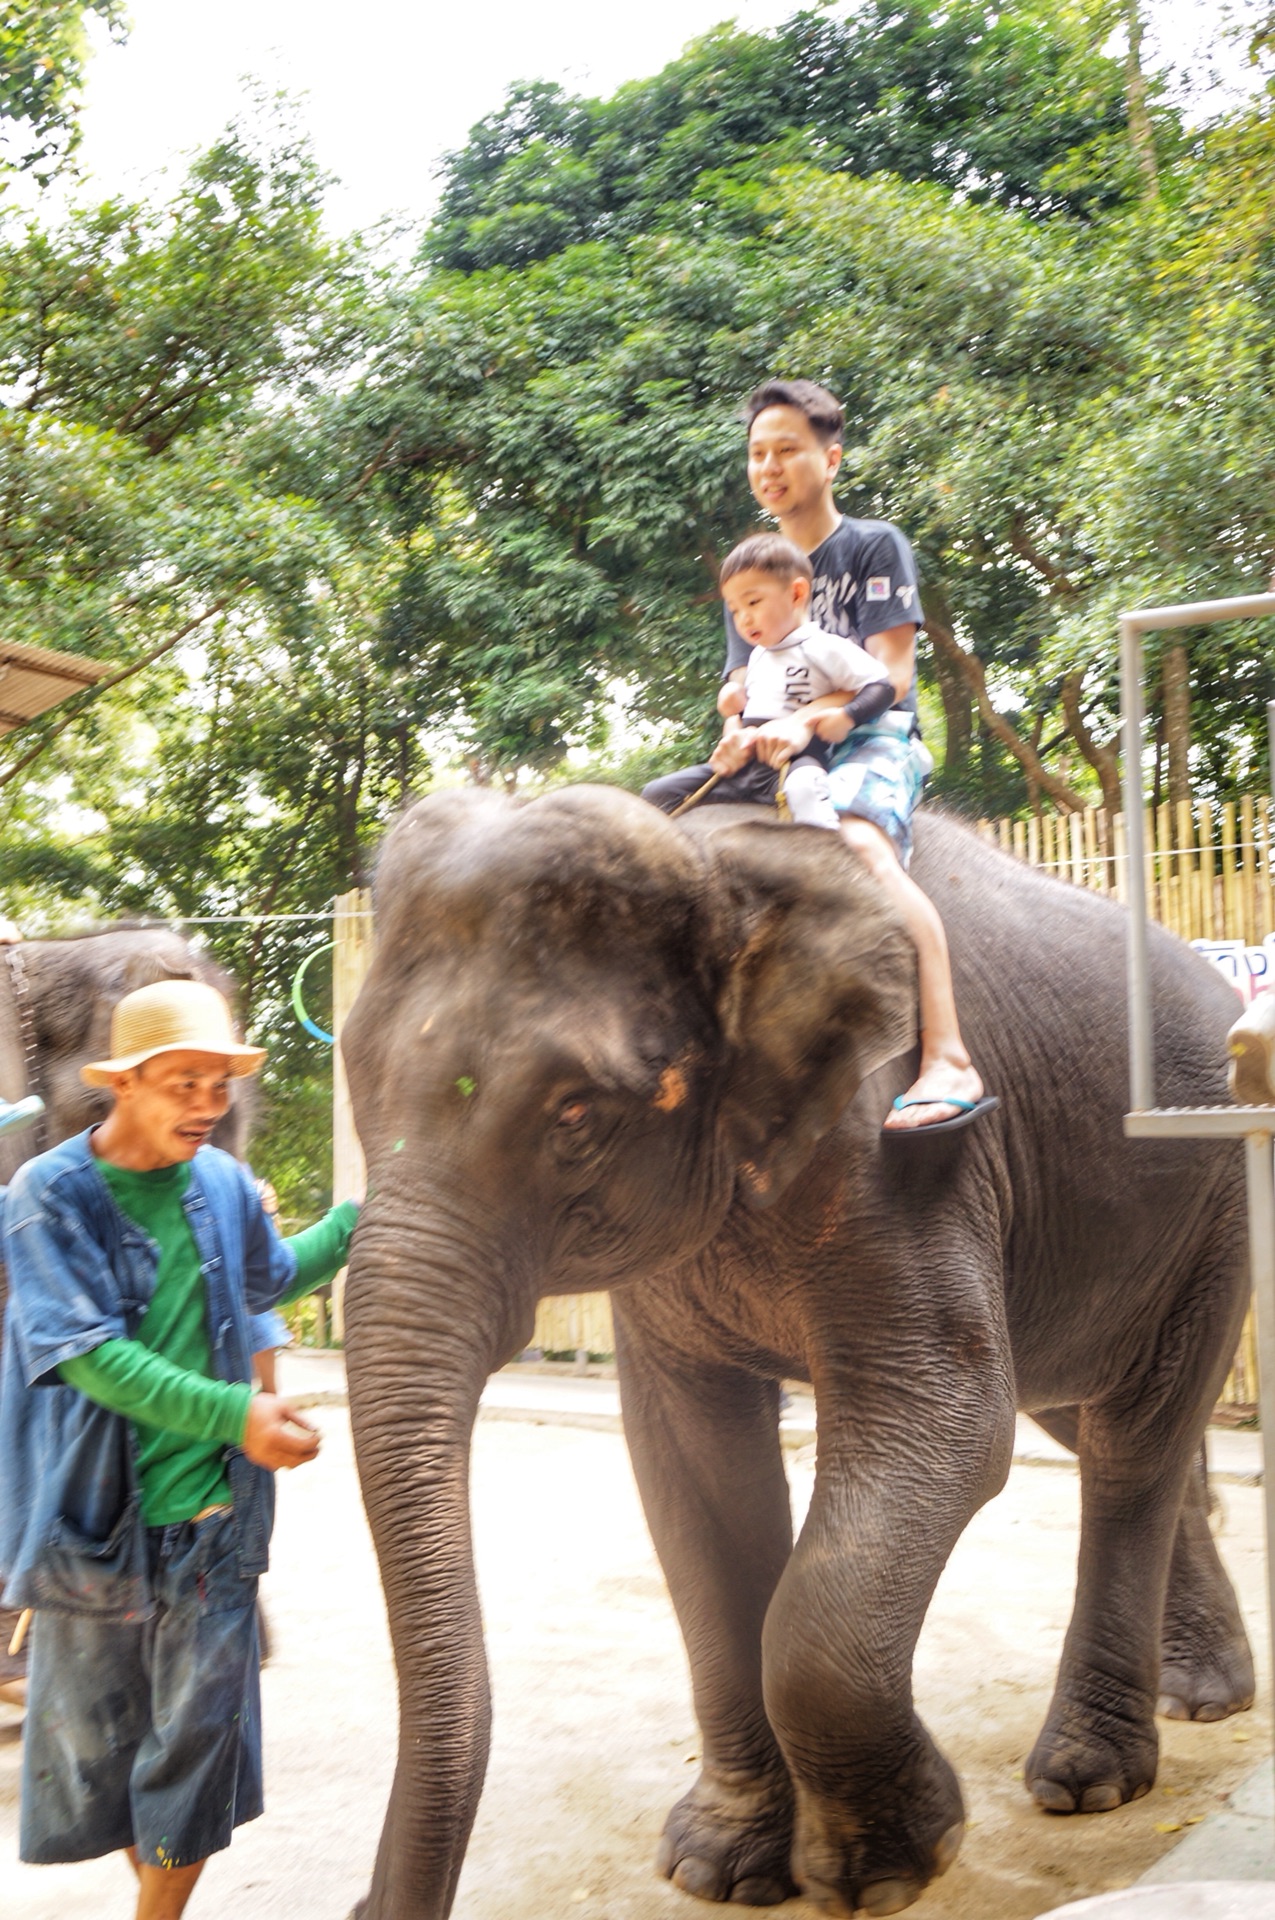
[882,1094,1000,1138]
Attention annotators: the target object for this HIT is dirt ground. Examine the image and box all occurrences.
[1,1408,1269,1920]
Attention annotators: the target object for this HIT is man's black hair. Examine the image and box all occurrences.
[743,379,844,446]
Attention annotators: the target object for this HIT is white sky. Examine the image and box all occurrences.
[67,0,1257,236]
[74,0,799,232]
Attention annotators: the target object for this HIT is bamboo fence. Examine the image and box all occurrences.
[336,800,1274,1399]
[974,795,1275,948]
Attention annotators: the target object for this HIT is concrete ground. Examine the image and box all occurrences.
[1,1360,1270,1920]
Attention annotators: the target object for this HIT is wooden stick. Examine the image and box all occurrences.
[8,1608,32,1658]
[669,772,720,818]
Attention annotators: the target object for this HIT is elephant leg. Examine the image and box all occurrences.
[761,1341,1015,1918]
[1033,1405,1253,1724]
[613,1305,798,1907]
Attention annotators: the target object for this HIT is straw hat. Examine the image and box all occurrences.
[81,980,267,1086]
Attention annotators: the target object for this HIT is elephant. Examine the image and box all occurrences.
[0,924,247,1686]
[340,785,1253,1920]
[0,924,247,1190]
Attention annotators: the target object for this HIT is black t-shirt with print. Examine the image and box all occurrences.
[722,514,923,722]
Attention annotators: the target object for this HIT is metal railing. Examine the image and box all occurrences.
[1119,590,1275,1846]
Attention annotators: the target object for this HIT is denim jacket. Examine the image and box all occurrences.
[0,1130,297,1618]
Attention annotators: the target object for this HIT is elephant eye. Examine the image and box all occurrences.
[556,1098,591,1129]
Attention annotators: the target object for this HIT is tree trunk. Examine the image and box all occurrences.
[1122,0,1160,200]
[928,599,973,777]
[1060,670,1122,815]
[922,613,1087,813]
[1163,642,1191,808]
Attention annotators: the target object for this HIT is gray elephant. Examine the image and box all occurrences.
[340,787,1252,1920]
[0,925,246,1685]
[0,925,247,1188]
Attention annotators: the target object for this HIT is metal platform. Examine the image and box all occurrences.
[1125,1107,1275,1138]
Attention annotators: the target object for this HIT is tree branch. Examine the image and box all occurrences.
[924,612,1087,812]
[344,425,405,502]
[1060,669,1121,814]
[1007,517,1079,595]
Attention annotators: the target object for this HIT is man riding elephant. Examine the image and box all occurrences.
[709,378,989,1134]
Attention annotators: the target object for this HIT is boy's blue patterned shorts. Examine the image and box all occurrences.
[20,1506,262,1867]
[827,714,933,866]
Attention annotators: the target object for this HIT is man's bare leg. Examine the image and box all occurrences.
[838,818,985,1128]
[126,1848,208,1919]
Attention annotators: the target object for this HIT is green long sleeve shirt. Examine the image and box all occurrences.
[57,1161,357,1525]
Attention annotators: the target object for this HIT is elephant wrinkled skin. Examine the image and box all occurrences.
[340,786,1252,1920]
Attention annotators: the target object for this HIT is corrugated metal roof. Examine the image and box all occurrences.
[0,640,112,737]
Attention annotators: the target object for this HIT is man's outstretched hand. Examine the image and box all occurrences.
[243,1394,321,1470]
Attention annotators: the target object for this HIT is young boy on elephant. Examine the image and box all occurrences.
[714,377,994,1135]
[642,533,892,827]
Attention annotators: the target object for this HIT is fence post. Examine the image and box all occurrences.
[331,888,374,1343]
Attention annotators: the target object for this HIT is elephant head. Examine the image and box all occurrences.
[0,927,250,1188]
[341,784,916,1919]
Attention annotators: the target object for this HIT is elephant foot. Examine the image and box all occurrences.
[791,1726,965,1918]
[1026,1675,1159,1814]
[657,1763,797,1905]
[1158,1578,1255,1723]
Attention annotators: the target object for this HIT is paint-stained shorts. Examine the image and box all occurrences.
[827,713,934,865]
[20,1506,262,1868]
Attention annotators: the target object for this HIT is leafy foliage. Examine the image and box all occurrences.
[3,3,1275,1143]
[0,0,127,184]
[429,3,1152,274]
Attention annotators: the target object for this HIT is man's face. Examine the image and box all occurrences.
[722,567,809,649]
[747,405,842,520]
[109,1051,233,1166]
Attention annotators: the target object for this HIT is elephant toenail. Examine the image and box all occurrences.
[1079,1783,1123,1813]
[933,1820,964,1876]
[730,1876,791,1905]
[1131,1780,1152,1800]
[674,1856,729,1901]
[1157,1693,1189,1720]
[859,1878,920,1916]
[1030,1778,1077,1813]
[1192,1701,1227,1722]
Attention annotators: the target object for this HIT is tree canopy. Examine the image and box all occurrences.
[2,3,1275,1199]
[1,0,127,183]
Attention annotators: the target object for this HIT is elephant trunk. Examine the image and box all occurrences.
[345,1196,521,1920]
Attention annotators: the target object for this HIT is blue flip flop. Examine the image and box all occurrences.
[883,1093,999,1137]
[0,1095,44,1138]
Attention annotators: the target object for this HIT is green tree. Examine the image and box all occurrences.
[429,2,1160,274]
[1,0,127,183]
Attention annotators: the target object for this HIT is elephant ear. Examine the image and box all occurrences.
[708,822,917,1207]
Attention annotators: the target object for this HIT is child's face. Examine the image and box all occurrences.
[722,568,809,649]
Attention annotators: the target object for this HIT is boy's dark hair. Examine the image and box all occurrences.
[743,378,844,446]
[720,532,814,589]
